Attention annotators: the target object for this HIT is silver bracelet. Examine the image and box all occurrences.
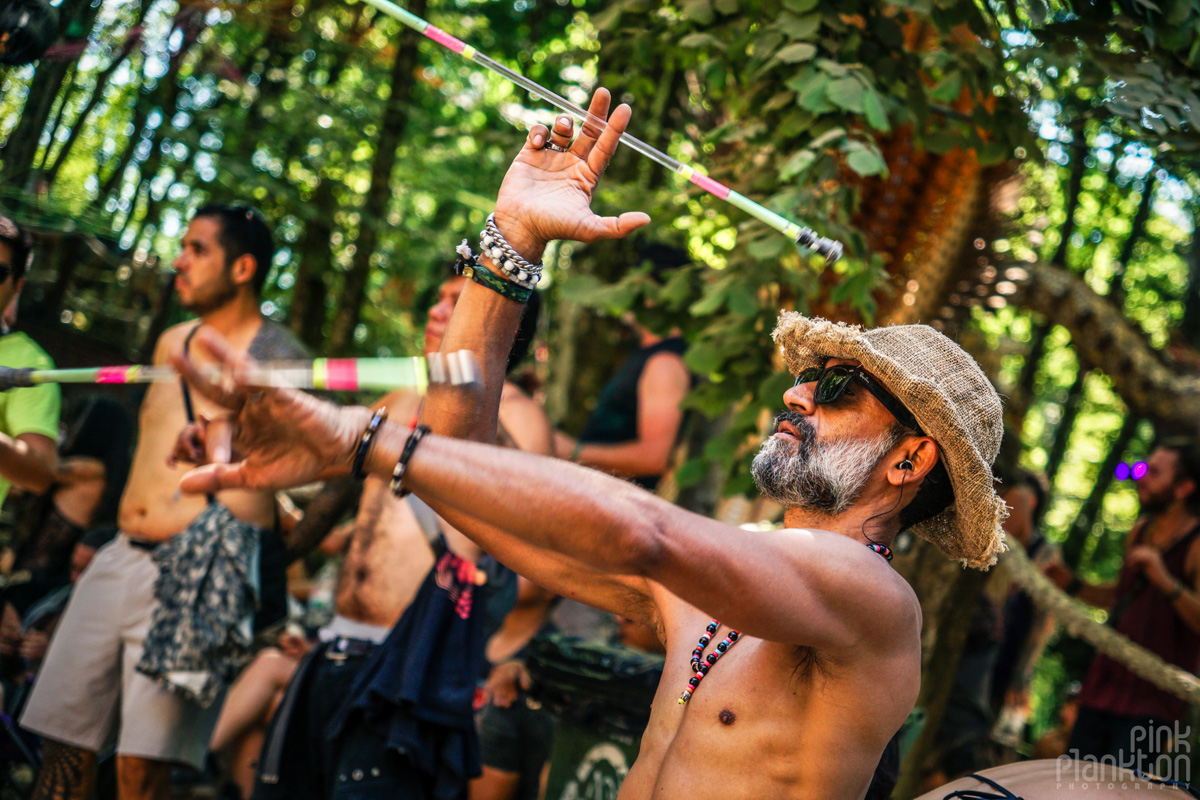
[480,213,542,290]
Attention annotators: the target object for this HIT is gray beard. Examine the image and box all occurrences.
[751,424,899,516]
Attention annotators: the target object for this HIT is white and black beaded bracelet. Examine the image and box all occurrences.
[479,213,542,290]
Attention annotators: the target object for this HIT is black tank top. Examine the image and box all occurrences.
[578,337,688,491]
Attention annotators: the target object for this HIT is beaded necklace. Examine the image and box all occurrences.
[679,620,740,704]
[677,541,893,705]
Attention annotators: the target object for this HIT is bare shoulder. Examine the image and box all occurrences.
[153,321,199,362]
[499,382,552,454]
[784,527,921,633]
[642,350,689,381]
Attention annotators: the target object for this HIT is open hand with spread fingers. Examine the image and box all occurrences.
[492,87,651,261]
[170,327,371,495]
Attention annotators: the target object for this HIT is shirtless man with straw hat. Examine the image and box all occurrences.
[171,87,1008,800]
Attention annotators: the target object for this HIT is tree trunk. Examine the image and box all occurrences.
[1107,171,1157,312]
[288,178,338,349]
[893,566,992,799]
[1043,368,1087,489]
[44,5,149,185]
[0,0,102,189]
[1181,239,1200,350]
[1007,320,1050,425]
[35,62,79,173]
[328,0,426,354]
[1061,413,1140,569]
[1049,142,1088,268]
[1011,262,1200,432]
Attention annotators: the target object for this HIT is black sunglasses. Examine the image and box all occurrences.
[794,364,924,435]
[0,263,12,284]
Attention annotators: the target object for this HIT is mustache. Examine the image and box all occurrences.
[772,410,814,437]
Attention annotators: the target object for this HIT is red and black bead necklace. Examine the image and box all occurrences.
[677,542,893,705]
[678,619,741,704]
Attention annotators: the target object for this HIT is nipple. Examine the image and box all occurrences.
[718,709,736,726]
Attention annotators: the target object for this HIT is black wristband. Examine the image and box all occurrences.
[352,407,388,480]
[391,424,431,498]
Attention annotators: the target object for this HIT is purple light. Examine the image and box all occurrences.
[1132,461,1149,480]
[1115,463,1130,481]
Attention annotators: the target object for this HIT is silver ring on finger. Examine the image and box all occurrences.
[544,142,568,152]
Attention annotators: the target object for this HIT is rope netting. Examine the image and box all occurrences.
[1002,540,1200,705]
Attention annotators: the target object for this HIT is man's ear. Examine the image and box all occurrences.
[886,437,939,487]
[230,254,257,289]
[1175,476,1197,507]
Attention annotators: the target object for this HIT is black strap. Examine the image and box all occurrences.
[941,773,1022,800]
[180,324,215,504]
[1110,521,1200,627]
[406,494,448,559]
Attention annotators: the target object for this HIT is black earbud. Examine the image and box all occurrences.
[899,459,913,471]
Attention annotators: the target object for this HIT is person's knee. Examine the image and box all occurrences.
[116,755,171,798]
[247,647,298,685]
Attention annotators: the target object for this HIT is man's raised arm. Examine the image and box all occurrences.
[421,88,648,444]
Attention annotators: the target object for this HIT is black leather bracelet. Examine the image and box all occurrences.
[391,424,431,498]
[352,407,388,480]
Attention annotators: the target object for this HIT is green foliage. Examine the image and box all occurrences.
[0,0,1194,506]
[986,0,1200,162]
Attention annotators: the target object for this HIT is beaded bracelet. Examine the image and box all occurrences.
[391,424,431,498]
[352,407,388,480]
[481,213,542,290]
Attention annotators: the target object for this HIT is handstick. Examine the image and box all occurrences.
[0,352,481,393]
[356,0,844,264]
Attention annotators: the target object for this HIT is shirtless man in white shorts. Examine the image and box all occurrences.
[22,204,305,800]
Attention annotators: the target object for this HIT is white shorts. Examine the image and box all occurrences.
[20,535,222,770]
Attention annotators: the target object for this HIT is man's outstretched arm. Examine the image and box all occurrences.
[176,358,917,656]
[363,429,919,656]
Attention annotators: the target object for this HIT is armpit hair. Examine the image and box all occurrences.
[792,644,831,684]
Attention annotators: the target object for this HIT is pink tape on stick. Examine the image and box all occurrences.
[424,26,467,54]
[688,172,731,200]
[324,359,359,391]
[96,366,130,384]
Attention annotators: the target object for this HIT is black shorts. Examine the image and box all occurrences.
[477,694,557,800]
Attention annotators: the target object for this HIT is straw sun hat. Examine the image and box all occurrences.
[772,312,1008,569]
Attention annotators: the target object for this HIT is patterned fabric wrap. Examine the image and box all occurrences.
[773,313,1008,570]
[136,502,261,707]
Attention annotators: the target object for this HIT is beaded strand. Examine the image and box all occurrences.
[679,619,741,705]
[676,544,892,706]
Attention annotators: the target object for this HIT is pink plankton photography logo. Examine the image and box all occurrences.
[1057,722,1192,791]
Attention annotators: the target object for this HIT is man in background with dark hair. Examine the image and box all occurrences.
[0,213,58,504]
[1064,440,1200,768]
[21,203,305,800]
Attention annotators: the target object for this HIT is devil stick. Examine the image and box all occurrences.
[0,352,481,393]
[355,0,844,264]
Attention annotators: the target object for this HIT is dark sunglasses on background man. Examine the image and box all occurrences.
[1114,462,1148,481]
[794,364,925,435]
